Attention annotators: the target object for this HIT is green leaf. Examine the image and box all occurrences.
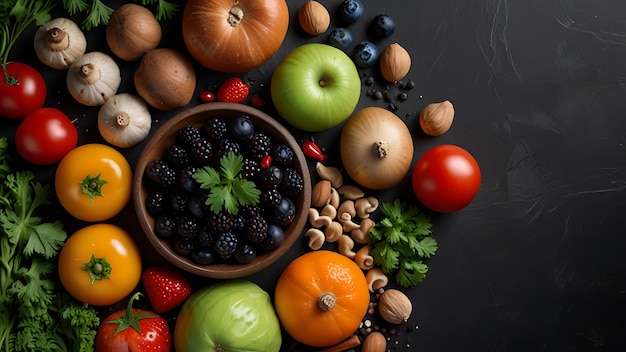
[220,152,242,180]
[61,0,89,15]
[396,260,429,288]
[414,236,438,258]
[23,221,66,260]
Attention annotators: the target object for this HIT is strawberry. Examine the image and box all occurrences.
[216,77,249,103]
[142,266,191,313]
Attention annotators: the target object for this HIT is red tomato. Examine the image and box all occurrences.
[95,293,171,352]
[0,62,47,119]
[412,144,481,213]
[15,107,78,165]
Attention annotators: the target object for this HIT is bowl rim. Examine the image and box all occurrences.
[133,102,311,278]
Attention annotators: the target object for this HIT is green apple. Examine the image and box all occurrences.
[271,43,361,132]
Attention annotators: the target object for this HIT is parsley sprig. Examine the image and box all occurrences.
[192,152,261,215]
[369,199,437,288]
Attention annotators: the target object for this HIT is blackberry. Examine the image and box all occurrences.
[155,214,177,238]
[270,144,294,168]
[215,138,241,160]
[260,224,284,251]
[246,214,268,244]
[173,237,194,256]
[170,191,190,213]
[196,226,215,247]
[190,137,213,164]
[164,144,190,169]
[240,157,260,180]
[247,133,271,160]
[145,159,176,189]
[258,165,283,189]
[272,198,296,226]
[207,210,235,233]
[178,165,198,193]
[260,188,281,209]
[229,115,255,141]
[191,247,215,265]
[232,214,247,233]
[213,231,238,259]
[240,204,261,218]
[203,117,227,144]
[177,215,200,239]
[280,168,304,196]
[177,125,202,146]
[145,191,166,216]
[234,243,257,264]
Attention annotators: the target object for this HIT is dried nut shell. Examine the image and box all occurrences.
[419,100,454,136]
[312,180,332,207]
[380,43,411,83]
[316,162,343,188]
[362,331,387,352]
[378,289,412,324]
[298,1,330,35]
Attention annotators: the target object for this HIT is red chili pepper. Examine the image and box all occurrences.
[199,90,215,103]
[260,155,272,169]
[302,140,328,163]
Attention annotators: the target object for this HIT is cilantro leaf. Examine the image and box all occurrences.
[193,152,261,215]
[368,199,437,288]
[141,0,180,21]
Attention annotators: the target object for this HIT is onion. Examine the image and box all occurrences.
[106,4,162,61]
[134,48,196,111]
[340,107,414,190]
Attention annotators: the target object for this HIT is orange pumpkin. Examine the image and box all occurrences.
[182,0,289,73]
[274,250,370,347]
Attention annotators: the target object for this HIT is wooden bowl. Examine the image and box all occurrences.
[133,103,311,278]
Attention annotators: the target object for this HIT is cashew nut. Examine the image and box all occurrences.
[354,244,375,270]
[337,235,356,259]
[337,200,356,219]
[365,267,389,292]
[329,187,340,208]
[337,184,365,200]
[315,162,343,188]
[324,221,343,242]
[320,203,337,219]
[308,208,332,228]
[351,218,374,244]
[355,196,379,219]
[305,228,325,250]
[311,180,332,207]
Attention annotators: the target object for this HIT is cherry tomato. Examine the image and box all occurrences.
[14,107,78,165]
[0,62,47,119]
[96,292,172,352]
[58,223,142,306]
[411,144,481,213]
[55,143,133,222]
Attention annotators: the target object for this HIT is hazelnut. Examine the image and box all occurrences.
[419,100,454,136]
[298,1,330,35]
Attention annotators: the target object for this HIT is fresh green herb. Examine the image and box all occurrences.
[192,152,261,215]
[369,199,437,288]
[0,0,56,64]
[0,137,100,352]
[61,0,113,31]
[141,0,180,22]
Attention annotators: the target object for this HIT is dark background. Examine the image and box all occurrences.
[2,0,626,351]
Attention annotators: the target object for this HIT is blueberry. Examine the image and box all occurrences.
[353,41,379,68]
[191,247,215,265]
[328,28,353,51]
[340,0,364,23]
[234,243,257,264]
[259,225,284,251]
[230,115,254,141]
[369,13,395,39]
[271,198,296,226]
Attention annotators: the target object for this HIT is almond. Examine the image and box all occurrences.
[380,43,411,83]
[298,1,331,35]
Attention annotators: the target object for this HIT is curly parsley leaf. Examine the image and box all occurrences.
[141,0,180,21]
[369,199,437,288]
[193,152,261,215]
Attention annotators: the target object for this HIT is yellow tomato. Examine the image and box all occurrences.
[58,223,142,306]
[55,143,132,222]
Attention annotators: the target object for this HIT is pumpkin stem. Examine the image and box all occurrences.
[372,140,389,158]
[318,292,336,311]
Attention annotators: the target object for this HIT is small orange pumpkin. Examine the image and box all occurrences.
[274,250,370,347]
[182,0,290,73]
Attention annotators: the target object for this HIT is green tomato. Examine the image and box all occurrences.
[174,280,282,352]
[271,43,361,132]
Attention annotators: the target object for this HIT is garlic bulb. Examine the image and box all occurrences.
[34,18,87,69]
[98,93,152,148]
[67,52,121,106]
